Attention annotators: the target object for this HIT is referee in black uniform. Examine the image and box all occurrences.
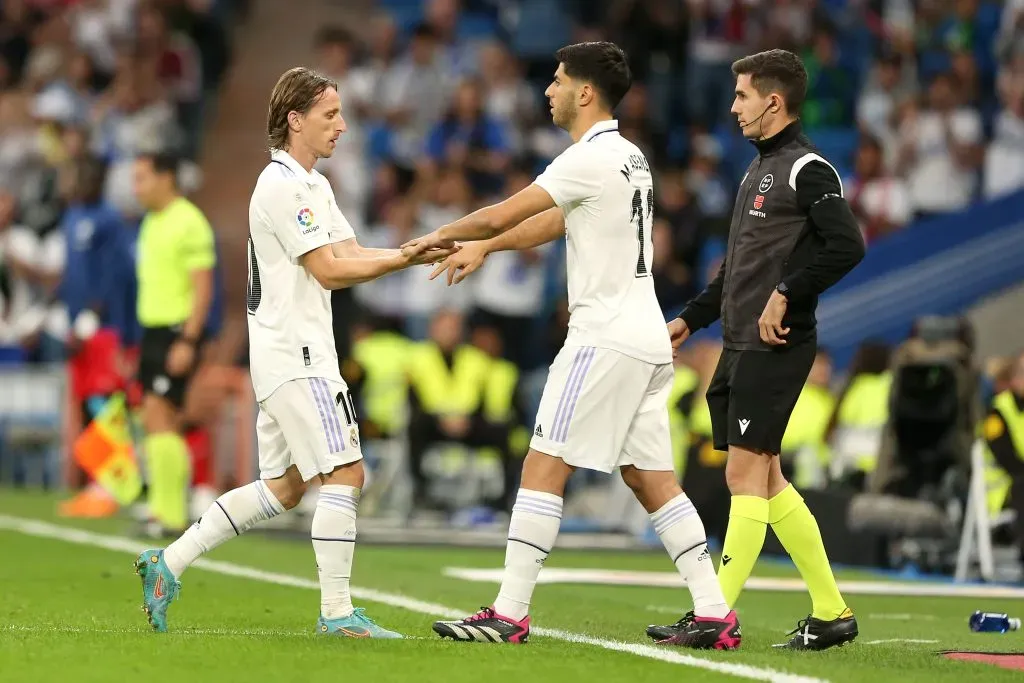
[652,50,865,650]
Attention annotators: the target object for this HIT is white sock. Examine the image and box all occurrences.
[164,480,284,578]
[492,489,562,621]
[312,485,359,619]
[651,492,730,619]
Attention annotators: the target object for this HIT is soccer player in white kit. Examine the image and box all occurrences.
[135,67,454,637]
[404,42,741,649]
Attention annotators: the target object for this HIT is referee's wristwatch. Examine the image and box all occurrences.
[775,282,790,299]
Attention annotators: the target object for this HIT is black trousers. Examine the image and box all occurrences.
[407,409,514,511]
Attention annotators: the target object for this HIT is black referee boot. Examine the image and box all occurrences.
[773,609,858,650]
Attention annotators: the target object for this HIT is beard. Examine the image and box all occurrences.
[552,101,575,131]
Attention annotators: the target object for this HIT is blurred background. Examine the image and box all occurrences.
[1,0,1024,582]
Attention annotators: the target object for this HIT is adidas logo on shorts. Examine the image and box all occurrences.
[534,424,543,437]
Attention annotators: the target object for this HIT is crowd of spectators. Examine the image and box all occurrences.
[0,0,234,361]
[312,0,1024,379]
[0,0,1020,382]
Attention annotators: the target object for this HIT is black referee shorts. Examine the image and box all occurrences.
[705,339,817,455]
[138,326,200,409]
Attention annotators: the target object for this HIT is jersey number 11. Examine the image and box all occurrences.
[630,187,654,278]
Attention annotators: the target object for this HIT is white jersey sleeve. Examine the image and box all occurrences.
[534,145,604,207]
[261,179,332,260]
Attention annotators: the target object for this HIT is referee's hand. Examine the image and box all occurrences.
[758,290,790,346]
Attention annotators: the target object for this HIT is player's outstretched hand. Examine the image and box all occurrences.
[401,230,455,257]
[429,241,488,286]
[405,245,459,266]
[758,290,789,346]
[667,318,690,356]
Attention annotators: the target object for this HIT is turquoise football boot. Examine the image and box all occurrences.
[316,608,403,639]
[134,549,180,632]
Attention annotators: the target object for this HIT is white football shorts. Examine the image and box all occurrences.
[257,377,363,482]
[529,345,674,473]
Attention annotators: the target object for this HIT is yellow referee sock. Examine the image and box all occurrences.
[769,485,849,620]
[145,432,191,531]
[717,495,769,607]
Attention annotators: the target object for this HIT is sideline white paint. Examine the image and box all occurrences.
[443,567,1024,600]
[0,515,825,683]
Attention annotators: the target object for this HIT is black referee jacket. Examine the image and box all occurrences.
[677,121,865,350]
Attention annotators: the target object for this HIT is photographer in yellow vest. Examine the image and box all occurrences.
[406,310,522,513]
[982,351,1024,558]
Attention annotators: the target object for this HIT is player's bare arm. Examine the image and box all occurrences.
[301,242,456,290]
[401,184,555,255]
[430,207,565,286]
[330,237,438,260]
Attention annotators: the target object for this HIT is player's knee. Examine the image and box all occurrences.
[274,481,307,510]
[621,466,680,513]
[264,468,307,510]
[519,449,573,496]
[321,459,366,489]
[620,465,645,494]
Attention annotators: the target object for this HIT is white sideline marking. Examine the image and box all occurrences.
[444,567,1024,600]
[0,625,308,637]
[867,614,938,622]
[863,639,939,646]
[0,515,825,683]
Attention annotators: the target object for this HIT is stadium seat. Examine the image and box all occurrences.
[810,127,859,171]
[457,12,499,41]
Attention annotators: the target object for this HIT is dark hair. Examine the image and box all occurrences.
[137,151,180,185]
[411,23,437,41]
[266,67,338,150]
[554,41,632,111]
[731,49,808,115]
[71,156,108,204]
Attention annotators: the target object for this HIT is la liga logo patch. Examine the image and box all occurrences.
[297,207,315,227]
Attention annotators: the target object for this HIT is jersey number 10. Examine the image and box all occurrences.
[630,186,654,278]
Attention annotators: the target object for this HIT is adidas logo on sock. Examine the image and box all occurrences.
[722,555,732,565]
[534,424,543,437]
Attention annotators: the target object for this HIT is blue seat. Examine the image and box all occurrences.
[810,127,859,170]
[458,12,499,41]
[0,347,26,365]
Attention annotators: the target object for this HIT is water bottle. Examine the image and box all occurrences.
[968,611,1021,633]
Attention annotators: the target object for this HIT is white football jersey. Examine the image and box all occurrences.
[246,149,354,401]
[534,120,672,364]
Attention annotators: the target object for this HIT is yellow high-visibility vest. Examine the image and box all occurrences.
[833,372,892,473]
[983,390,1024,517]
[351,331,412,436]
[667,365,700,476]
[407,343,491,416]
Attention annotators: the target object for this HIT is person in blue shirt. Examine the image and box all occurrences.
[60,156,136,356]
[424,78,510,196]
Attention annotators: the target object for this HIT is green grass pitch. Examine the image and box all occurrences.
[1,488,1022,683]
